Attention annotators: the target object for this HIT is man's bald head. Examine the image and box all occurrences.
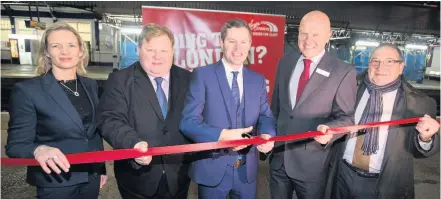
[298,10,332,59]
[300,11,331,32]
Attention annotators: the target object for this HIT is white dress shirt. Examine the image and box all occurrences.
[343,89,432,173]
[289,50,326,109]
[148,72,170,102]
[222,58,244,103]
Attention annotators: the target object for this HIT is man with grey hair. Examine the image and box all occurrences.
[98,23,191,199]
[180,18,276,199]
[326,43,440,199]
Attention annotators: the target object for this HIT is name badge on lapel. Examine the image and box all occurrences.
[316,68,330,77]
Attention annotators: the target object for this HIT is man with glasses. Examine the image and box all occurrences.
[327,43,440,199]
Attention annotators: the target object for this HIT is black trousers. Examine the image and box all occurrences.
[36,173,100,199]
[118,174,190,199]
[270,164,326,199]
[332,160,378,199]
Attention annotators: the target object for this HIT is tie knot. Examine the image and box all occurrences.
[232,71,239,79]
[303,59,312,68]
[154,77,163,86]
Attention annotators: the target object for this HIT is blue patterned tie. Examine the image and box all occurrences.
[231,72,240,109]
[232,71,244,163]
[154,77,167,119]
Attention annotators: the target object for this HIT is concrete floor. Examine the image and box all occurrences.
[1,112,440,199]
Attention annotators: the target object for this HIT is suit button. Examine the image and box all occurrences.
[84,138,88,142]
[289,116,294,119]
[212,151,220,159]
[162,170,165,174]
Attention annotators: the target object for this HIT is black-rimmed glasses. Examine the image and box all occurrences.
[369,59,403,66]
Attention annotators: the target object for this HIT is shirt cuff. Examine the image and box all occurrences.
[418,135,433,151]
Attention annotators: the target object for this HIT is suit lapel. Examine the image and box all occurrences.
[168,66,182,120]
[295,53,334,109]
[214,62,235,125]
[283,54,299,110]
[243,68,253,121]
[170,66,181,103]
[380,87,406,171]
[133,63,165,122]
[78,76,96,134]
[355,81,367,110]
[42,71,84,131]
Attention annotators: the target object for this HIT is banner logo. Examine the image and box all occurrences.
[248,20,279,37]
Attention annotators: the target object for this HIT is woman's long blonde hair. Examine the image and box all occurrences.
[35,21,89,75]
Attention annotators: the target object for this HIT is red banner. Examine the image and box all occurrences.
[142,6,286,100]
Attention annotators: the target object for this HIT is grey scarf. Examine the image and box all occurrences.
[359,74,402,155]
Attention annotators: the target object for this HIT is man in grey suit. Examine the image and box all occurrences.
[269,10,357,199]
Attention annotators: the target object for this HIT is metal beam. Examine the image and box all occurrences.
[2,5,16,34]
[94,20,99,51]
[0,10,101,20]
[35,2,40,22]
[2,1,438,36]
[330,29,351,40]
[92,1,440,36]
[28,2,32,21]
[43,1,57,22]
[43,1,97,10]
[2,5,13,16]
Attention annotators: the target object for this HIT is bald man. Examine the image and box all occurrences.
[269,10,357,199]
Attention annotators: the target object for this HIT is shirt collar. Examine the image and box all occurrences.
[298,49,326,64]
[222,58,243,74]
[147,72,170,84]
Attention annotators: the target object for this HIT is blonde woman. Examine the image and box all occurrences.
[5,22,106,199]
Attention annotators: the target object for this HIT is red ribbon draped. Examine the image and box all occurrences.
[0,117,433,166]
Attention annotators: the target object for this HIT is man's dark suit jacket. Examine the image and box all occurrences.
[270,52,357,182]
[97,62,191,197]
[325,72,440,199]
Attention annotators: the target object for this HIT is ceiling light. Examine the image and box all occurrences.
[355,40,379,47]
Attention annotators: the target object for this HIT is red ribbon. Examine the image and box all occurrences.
[0,117,431,166]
